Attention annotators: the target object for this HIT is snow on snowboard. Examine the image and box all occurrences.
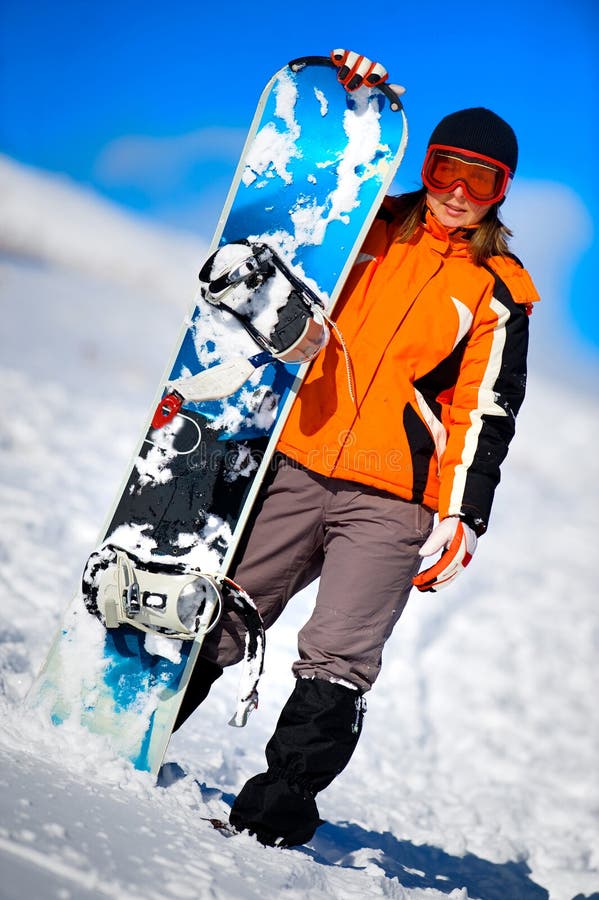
[29,55,408,776]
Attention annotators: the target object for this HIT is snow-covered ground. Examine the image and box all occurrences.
[0,154,598,899]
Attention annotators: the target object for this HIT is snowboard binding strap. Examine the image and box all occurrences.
[151,351,273,430]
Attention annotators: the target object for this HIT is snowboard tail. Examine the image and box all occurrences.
[30,55,408,775]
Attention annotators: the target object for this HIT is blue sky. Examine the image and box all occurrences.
[1,0,597,356]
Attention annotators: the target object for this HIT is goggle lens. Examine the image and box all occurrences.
[422,145,511,204]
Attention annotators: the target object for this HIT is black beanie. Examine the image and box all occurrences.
[428,107,518,175]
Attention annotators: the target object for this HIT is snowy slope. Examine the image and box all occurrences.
[0,156,598,900]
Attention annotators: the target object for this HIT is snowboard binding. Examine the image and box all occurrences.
[151,241,331,430]
[198,240,330,365]
[82,544,224,640]
[82,544,266,727]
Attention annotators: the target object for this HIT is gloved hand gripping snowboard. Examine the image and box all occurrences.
[331,49,389,91]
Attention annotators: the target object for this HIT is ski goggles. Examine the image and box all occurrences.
[421,144,512,205]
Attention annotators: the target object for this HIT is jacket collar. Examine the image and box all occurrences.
[423,206,478,255]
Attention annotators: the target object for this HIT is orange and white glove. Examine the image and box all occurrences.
[412,517,477,592]
[331,49,389,92]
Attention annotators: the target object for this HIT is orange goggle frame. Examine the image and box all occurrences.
[422,144,512,205]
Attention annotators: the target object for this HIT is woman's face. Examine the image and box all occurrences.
[426,185,493,228]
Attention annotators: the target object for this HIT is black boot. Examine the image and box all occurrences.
[173,656,223,732]
[229,677,366,847]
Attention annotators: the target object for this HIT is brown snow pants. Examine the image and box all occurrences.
[201,454,434,692]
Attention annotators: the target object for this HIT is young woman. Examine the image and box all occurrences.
[176,49,540,847]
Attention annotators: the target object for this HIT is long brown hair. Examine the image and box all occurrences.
[390,188,514,265]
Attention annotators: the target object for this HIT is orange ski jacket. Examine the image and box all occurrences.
[278,202,540,534]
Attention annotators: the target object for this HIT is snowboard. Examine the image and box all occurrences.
[30,55,408,776]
